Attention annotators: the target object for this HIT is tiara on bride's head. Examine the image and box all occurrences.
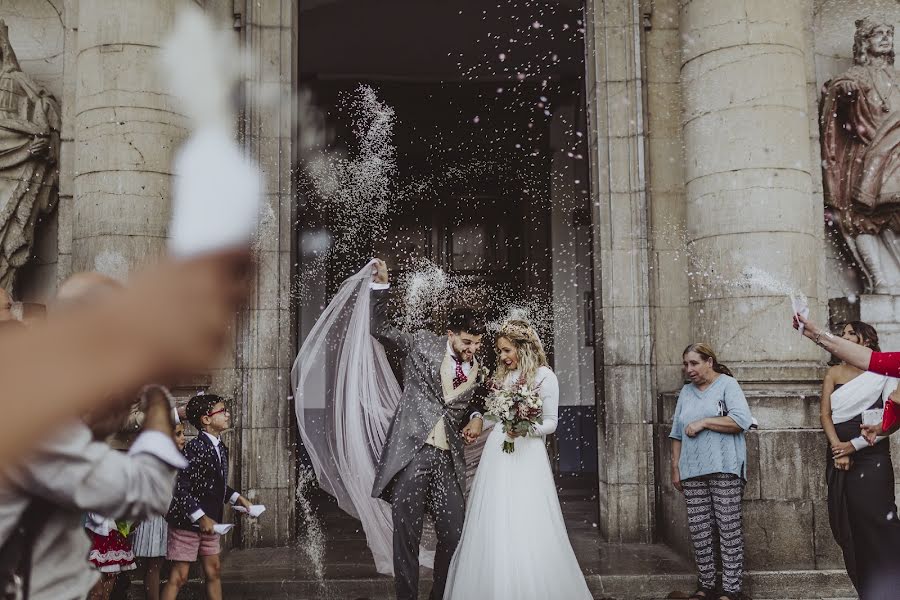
[498,319,540,343]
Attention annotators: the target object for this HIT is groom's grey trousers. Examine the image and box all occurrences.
[391,444,465,600]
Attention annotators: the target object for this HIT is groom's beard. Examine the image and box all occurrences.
[451,343,475,363]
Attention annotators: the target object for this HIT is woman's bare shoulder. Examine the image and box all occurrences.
[827,363,863,384]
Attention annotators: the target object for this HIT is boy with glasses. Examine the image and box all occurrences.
[162,394,254,600]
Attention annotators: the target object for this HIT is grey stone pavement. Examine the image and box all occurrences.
[128,483,856,599]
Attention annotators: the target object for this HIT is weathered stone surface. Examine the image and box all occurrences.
[246,365,290,429]
[757,430,822,501]
[240,487,293,548]
[685,170,818,237]
[226,0,297,550]
[744,500,816,570]
[680,0,822,382]
[654,423,694,558]
[72,0,183,276]
[241,426,293,490]
[1,0,64,100]
[859,294,900,351]
[646,0,691,398]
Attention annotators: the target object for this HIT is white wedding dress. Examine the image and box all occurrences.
[443,366,593,600]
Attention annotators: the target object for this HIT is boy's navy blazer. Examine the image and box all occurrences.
[166,432,237,530]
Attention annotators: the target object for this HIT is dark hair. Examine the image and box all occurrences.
[447,306,485,336]
[844,321,881,352]
[186,393,224,431]
[683,343,734,378]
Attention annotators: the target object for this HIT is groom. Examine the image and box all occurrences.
[369,259,487,600]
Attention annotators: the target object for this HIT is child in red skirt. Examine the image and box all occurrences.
[86,514,137,600]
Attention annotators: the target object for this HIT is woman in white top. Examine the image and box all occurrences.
[821,321,900,599]
[443,320,592,600]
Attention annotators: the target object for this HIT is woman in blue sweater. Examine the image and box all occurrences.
[670,343,753,600]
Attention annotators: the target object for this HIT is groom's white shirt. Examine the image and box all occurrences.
[446,341,473,377]
[422,343,474,450]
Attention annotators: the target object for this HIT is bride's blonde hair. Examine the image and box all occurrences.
[493,320,548,386]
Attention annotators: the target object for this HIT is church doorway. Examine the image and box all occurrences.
[294,0,599,546]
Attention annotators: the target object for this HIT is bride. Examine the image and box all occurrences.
[444,320,592,600]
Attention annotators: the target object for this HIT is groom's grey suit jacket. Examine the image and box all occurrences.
[370,289,486,502]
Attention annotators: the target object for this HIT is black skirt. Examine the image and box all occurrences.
[827,414,900,599]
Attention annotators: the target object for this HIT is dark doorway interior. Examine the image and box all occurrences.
[295,0,599,544]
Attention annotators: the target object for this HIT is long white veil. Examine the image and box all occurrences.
[291,260,433,575]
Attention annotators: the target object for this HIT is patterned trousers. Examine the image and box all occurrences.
[682,473,745,594]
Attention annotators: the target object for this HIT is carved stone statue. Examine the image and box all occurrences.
[820,18,900,294]
[0,19,60,289]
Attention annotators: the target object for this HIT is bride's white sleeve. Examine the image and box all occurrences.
[530,370,559,436]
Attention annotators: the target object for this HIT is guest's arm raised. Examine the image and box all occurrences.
[0,249,251,467]
[794,314,875,372]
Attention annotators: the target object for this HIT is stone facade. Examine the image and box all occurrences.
[4,0,898,573]
[6,0,298,549]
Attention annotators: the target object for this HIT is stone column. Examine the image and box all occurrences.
[73,0,185,276]
[584,0,655,543]
[680,0,821,383]
[234,0,296,547]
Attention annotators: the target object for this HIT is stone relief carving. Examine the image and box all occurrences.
[820,18,900,294]
[0,19,60,290]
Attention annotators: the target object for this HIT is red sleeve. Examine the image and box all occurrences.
[884,398,900,433]
[869,352,900,378]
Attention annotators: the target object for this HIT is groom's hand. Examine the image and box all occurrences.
[462,417,483,444]
[373,259,389,284]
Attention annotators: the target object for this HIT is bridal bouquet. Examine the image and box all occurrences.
[484,381,543,453]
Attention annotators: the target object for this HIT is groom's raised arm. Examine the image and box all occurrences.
[369,260,412,355]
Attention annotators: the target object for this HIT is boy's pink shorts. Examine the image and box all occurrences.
[166,527,220,562]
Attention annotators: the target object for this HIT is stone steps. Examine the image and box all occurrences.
[134,569,855,599]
